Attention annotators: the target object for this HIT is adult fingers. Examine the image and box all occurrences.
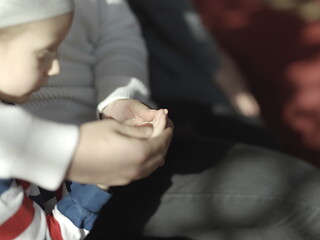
[136,155,166,180]
[134,125,173,179]
[145,125,174,159]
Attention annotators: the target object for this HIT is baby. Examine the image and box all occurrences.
[0,1,111,239]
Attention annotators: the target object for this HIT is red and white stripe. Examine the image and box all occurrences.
[0,180,63,240]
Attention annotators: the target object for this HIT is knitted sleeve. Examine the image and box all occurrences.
[0,180,111,239]
[0,104,79,191]
[94,0,151,113]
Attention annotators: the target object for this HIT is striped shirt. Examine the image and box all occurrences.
[0,179,111,240]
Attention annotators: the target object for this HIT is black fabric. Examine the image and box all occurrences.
[127,0,231,107]
[87,125,320,240]
[161,102,280,150]
[87,127,235,239]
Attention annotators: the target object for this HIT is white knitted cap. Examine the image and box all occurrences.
[0,0,74,28]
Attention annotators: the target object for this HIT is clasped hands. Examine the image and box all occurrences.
[67,99,173,190]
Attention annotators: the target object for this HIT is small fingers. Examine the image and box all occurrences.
[151,109,167,138]
[117,122,153,139]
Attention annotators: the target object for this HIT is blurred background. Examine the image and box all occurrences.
[194,0,320,167]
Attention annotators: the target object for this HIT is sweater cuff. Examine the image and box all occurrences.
[96,77,149,118]
[69,183,112,212]
[57,183,111,231]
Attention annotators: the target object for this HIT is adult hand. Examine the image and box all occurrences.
[66,118,173,188]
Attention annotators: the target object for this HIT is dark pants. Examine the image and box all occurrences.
[87,121,320,240]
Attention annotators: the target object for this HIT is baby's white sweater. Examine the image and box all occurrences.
[1,0,149,190]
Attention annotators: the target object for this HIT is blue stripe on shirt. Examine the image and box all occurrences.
[0,179,13,195]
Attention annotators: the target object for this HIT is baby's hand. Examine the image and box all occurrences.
[150,109,168,138]
[132,109,168,138]
[123,108,168,138]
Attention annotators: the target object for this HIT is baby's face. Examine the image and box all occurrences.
[0,13,73,103]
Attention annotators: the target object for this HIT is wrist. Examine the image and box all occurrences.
[100,99,120,119]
